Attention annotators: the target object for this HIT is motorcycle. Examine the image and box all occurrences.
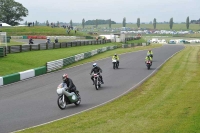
[146,60,151,70]
[112,59,119,69]
[93,73,101,90]
[56,83,81,110]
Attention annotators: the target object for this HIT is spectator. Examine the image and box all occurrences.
[46,37,51,44]
[55,37,58,43]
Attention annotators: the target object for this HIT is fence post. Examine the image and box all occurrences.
[60,43,61,48]
[20,45,22,52]
[46,43,48,50]
[8,46,11,53]
[30,44,32,51]
[53,43,55,49]
[71,42,72,47]
[38,44,40,50]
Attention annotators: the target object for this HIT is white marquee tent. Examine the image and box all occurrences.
[0,23,11,27]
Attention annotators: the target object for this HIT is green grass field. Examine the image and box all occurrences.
[1,26,88,36]
[16,45,200,133]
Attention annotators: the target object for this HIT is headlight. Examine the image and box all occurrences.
[57,88,63,95]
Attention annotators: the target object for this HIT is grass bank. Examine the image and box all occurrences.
[17,45,200,133]
[0,43,160,76]
[1,26,88,36]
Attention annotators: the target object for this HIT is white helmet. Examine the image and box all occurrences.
[93,63,97,67]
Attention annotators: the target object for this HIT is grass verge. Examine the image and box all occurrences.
[17,45,200,133]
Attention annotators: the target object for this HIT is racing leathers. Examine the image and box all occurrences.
[63,78,78,94]
[90,66,104,84]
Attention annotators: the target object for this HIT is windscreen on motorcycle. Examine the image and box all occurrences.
[57,83,67,89]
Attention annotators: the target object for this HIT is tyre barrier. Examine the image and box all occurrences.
[46,45,118,72]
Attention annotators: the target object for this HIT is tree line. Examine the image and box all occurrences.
[0,0,193,30]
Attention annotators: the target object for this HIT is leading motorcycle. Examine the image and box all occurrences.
[56,83,81,110]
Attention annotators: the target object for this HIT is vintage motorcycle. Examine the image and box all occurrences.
[93,73,102,90]
[56,83,81,110]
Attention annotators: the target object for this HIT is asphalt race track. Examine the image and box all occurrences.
[0,45,184,133]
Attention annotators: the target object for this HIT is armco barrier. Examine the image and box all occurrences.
[0,77,3,86]
[34,66,47,76]
[0,66,47,86]
[3,73,20,85]
[19,69,35,80]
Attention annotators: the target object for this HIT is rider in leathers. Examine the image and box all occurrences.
[62,74,79,94]
[90,63,104,85]
[112,53,120,66]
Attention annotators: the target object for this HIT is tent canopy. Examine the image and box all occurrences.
[0,23,11,26]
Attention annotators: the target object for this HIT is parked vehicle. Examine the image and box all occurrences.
[56,83,81,110]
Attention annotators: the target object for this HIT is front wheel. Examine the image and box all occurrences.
[57,95,67,110]
[94,79,98,90]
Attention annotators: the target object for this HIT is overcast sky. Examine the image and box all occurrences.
[15,0,200,23]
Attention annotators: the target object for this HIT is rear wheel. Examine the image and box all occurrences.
[57,95,67,110]
[147,64,150,70]
[74,94,81,105]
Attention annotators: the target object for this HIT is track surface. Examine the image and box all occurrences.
[0,45,184,133]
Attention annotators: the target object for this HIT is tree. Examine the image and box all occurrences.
[70,20,73,27]
[0,0,28,26]
[122,17,126,27]
[46,20,49,26]
[109,19,111,28]
[153,18,156,29]
[82,18,85,29]
[186,16,189,29]
[95,19,98,28]
[169,17,173,29]
[137,18,140,28]
[57,21,60,27]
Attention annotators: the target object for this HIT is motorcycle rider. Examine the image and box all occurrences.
[29,38,33,44]
[46,37,51,44]
[62,74,79,95]
[147,49,153,58]
[90,63,104,85]
[145,55,153,65]
[112,53,120,66]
